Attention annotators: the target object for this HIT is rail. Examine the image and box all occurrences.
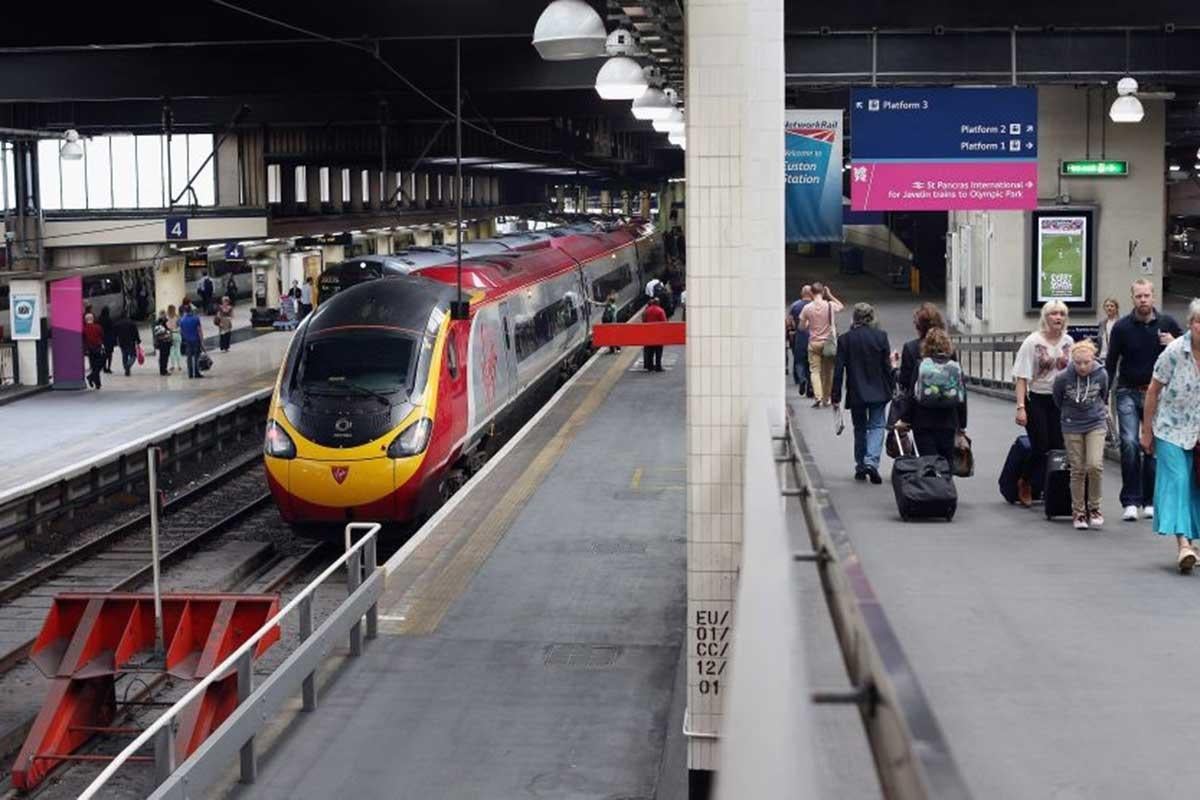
[779,406,974,799]
[0,341,16,387]
[78,521,383,800]
[950,332,1025,396]
[0,387,270,549]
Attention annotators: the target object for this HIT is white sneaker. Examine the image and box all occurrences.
[1143,505,1154,520]
[1122,505,1139,522]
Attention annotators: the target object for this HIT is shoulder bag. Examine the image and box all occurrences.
[821,303,837,358]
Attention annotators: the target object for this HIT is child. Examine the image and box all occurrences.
[1051,340,1110,530]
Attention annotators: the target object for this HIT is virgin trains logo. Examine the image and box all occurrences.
[330,466,350,484]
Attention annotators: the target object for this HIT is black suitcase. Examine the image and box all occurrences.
[1043,449,1075,519]
[892,455,958,521]
[998,435,1032,504]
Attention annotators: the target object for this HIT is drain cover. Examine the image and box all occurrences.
[591,540,647,555]
[544,643,622,669]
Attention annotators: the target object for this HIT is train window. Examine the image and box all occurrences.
[502,317,511,350]
[298,333,416,395]
[446,330,459,379]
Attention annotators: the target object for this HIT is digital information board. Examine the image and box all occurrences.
[850,87,1038,211]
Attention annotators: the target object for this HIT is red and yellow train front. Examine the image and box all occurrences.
[262,277,468,526]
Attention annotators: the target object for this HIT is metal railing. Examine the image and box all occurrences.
[951,332,1024,395]
[0,341,16,386]
[0,388,270,549]
[78,522,384,800]
[778,406,974,799]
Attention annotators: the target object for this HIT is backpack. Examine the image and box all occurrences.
[153,322,172,345]
[913,356,964,408]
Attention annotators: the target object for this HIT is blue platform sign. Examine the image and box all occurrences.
[224,242,246,261]
[850,87,1038,211]
[785,109,843,243]
[165,216,188,240]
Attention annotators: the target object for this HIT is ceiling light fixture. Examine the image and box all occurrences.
[1109,76,1144,123]
[652,108,684,133]
[532,0,607,61]
[59,129,83,161]
[596,56,648,100]
[632,88,673,120]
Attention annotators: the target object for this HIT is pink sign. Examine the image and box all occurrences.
[850,161,1038,211]
[50,275,85,389]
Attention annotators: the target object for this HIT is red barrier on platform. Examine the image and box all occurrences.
[13,592,280,791]
[592,322,686,347]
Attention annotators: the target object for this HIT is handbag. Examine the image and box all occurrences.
[953,431,975,478]
[198,352,213,372]
[887,427,916,459]
[820,303,837,358]
[136,343,145,366]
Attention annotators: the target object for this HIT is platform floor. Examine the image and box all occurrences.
[231,345,688,800]
[785,263,1200,799]
[0,320,291,495]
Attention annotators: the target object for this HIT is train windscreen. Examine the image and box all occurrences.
[297,333,417,397]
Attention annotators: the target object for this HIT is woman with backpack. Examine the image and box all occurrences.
[153,310,173,376]
[901,327,967,462]
[1013,300,1074,499]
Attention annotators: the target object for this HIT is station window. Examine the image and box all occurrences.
[341,169,351,203]
[37,140,62,210]
[85,137,112,209]
[266,164,282,204]
[2,142,14,210]
[360,170,369,204]
[295,166,307,203]
[319,167,331,203]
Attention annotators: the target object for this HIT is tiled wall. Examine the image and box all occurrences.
[684,0,785,774]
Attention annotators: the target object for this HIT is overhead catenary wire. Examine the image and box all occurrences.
[208,0,598,168]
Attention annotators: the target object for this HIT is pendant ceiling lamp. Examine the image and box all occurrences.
[632,88,672,121]
[1109,76,1144,123]
[668,131,686,149]
[596,56,648,100]
[532,0,607,61]
[59,129,83,160]
[653,108,684,133]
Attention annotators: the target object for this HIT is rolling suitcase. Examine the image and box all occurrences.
[998,435,1032,504]
[892,455,958,521]
[1043,449,1075,519]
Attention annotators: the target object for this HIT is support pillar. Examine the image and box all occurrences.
[216,135,240,208]
[413,228,433,247]
[349,169,365,213]
[556,185,566,213]
[330,168,345,213]
[621,189,631,217]
[416,173,430,210]
[306,165,322,214]
[155,256,186,313]
[577,185,588,214]
[684,0,786,789]
[367,170,382,211]
[640,189,651,219]
[600,189,612,214]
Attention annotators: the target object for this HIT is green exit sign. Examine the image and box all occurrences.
[1061,160,1130,177]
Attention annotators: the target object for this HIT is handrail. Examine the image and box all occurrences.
[781,407,974,799]
[77,521,382,800]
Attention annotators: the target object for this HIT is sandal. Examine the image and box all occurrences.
[1179,547,1197,575]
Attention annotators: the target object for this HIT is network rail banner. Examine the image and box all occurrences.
[785,110,843,242]
[850,88,1038,211]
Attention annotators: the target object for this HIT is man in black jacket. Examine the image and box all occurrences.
[112,316,141,376]
[832,303,894,484]
[1104,278,1183,521]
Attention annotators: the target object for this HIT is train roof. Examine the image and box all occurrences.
[413,246,578,303]
[305,273,455,335]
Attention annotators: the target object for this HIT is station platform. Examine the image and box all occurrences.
[785,275,1200,798]
[228,344,688,800]
[0,317,291,495]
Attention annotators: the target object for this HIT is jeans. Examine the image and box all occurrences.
[1064,429,1105,515]
[157,346,171,375]
[219,331,232,351]
[850,402,887,471]
[1115,388,1155,507]
[120,346,137,375]
[792,337,810,389]
[184,341,202,378]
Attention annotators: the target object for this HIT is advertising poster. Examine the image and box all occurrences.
[1036,216,1087,303]
[785,110,843,242]
[850,87,1038,212]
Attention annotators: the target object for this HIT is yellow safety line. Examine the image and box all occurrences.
[382,347,640,636]
[630,467,643,491]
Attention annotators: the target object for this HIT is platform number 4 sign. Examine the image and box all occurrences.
[165,216,188,240]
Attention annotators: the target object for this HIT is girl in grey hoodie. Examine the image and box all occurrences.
[1052,340,1110,530]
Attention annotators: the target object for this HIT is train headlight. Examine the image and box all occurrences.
[264,420,297,459]
[387,418,433,458]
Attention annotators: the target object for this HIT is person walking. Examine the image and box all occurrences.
[225,274,238,305]
[1105,279,1183,522]
[83,312,106,389]
[299,277,314,319]
[197,273,215,315]
[166,304,183,373]
[902,327,967,463]
[830,303,894,484]
[1013,300,1074,501]
[215,296,234,352]
[179,304,205,379]
[1052,340,1110,530]
[98,306,116,373]
[1140,299,1200,573]
[112,315,141,376]
[642,296,667,372]
[153,311,173,376]
[787,285,813,395]
[799,281,844,407]
[1097,297,1120,361]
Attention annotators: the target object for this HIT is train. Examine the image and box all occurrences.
[263,220,663,526]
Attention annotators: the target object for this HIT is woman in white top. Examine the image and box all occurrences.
[1013,300,1074,499]
[1097,297,1120,361]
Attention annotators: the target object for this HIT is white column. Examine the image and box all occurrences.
[684,0,785,778]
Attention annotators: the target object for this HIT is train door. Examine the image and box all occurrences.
[498,300,518,392]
